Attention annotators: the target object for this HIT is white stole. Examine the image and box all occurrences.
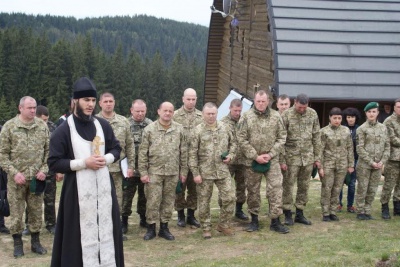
[68,116,116,267]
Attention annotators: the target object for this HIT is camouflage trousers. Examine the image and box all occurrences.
[44,174,57,227]
[282,164,313,211]
[244,162,283,219]
[320,168,347,216]
[175,171,197,211]
[110,171,124,213]
[380,160,400,204]
[145,174,179,224]
[121,176,146,217]
[229,164,246,203]
[8,179,43,235]
[197,177,235,231]
[356,166,381,215]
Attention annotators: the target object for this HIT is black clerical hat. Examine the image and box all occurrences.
[73,77,97,99]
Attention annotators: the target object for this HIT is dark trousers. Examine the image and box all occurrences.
[339,166,357,207]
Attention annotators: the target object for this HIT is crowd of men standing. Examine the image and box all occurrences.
[0,77,399,266]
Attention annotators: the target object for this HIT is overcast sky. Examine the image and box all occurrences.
[1,0,214,27]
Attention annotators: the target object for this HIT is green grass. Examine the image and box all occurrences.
[1,179,400,267]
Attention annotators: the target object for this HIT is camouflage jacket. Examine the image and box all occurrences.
[173,106,203,140]
[138,120,188,176]
[236,107,286,167]
[220,114,244,165]
[281,106,321,166]
[384,113,400,161]
[0,115,49,179]
[320,124,354,169]
[189,122,236,179]
[356,121,390,169]
[96,112,135,173]
[128,117,153,161]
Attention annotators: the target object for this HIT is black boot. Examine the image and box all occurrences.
[382,203,391,220]
[31,232,47,255]
[177,210,186,227]
[246,214,259,232]
[235,202,249,220]
[270,217,290,234]
[0,224,10,234]
[186,209,201,228]
[143,223,156,241]
[12,234,24,258]
[158,222,175,241]
[139,214,147,228]
[294,208,312,225]
[393,201,400,216]
[121,216,128,234]
[283,210,294,226]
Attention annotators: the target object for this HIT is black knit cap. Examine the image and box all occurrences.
[73,77,97,99]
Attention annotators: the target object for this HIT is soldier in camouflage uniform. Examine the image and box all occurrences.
[190,103,236,239]
[220,99,248,220]
[236,90,289,234]
[139,102,188,241]
[97,92,135,240]
[122,99,152,231]
[356,102,390,220]
[281,93,321,226]
[318,107,354,222]
[381,99,400,219]
[0,96,49,257]
[173,88,202,228]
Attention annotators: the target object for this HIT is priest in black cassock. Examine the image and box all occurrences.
[48,77,124,267]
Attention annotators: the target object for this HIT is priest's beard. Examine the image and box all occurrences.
[75,101,94,122]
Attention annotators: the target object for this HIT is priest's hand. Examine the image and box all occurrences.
[14,172,26,185]
[85,155,106,170]
[36,171,46,181]
[141,175,150,183]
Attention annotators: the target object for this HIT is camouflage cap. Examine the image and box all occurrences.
[364,102,379,112]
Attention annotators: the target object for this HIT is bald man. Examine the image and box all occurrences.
[173,88,203,228]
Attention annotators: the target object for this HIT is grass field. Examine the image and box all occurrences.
[1,178,399,267]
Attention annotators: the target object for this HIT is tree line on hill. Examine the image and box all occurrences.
[0,14,208,122]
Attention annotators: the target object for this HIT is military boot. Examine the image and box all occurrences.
[12,234,24,258]
[393,201,400,216]
[283,209,294,226]
[235,202,249,220]
[382,203,391,220]
[186,209,201,228]
[143,223,156,241]
[31,232,47,255]
[158,222,175,241]
[177,210,186,227]
[294,208,312,225]
[270,217,290,234]
[139,214,147,228]
[121,216,128,234]
[246,214,259,232]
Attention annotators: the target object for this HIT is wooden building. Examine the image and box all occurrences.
[204,0,400,125]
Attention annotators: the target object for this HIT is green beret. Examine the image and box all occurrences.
[364,102,379,112]
[344,173,351,186]
[311,166,318,178]
[252,160,271,173]
[30,177,46,195]
[175,180,183,194]
[220,151,229,160]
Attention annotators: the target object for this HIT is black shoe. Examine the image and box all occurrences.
[235,202,249,220]
[270,218,289,234]
[177,210,186,227]
[158,222,175,241]
[139,214,147,228]
[22,228,30,236]
[365,214,374,220]
[46,225,56,235]
[382,203,391,220]
[31,232,47,255]
[186,209,200,228]
[246,214,259,232]
[143,223,156,241]
[12,234,24,258]
[283,210,294,226]
[393,201,400,216]
[329,214,339,221]
[0,224,10,234]
[322,215,331,222]
[121,216,128,234]
[357,214,367,220]
[294,209,312,225]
